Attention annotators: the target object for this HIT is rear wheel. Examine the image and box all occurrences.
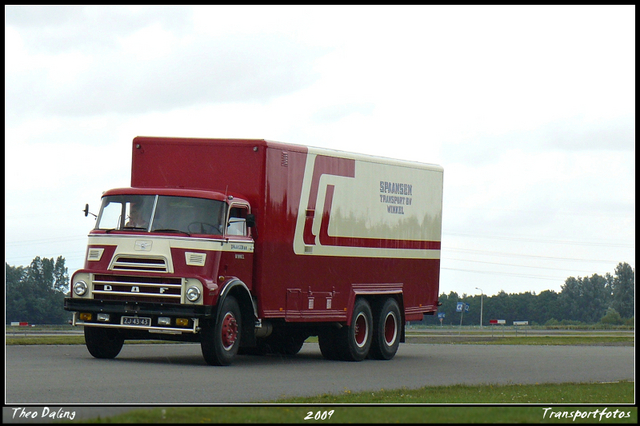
[369,298,402,360]
[264,329,308,355]
[84,327,124,359]
[318,327,342,360]
[201,296,241,366]
[337,298,372,361]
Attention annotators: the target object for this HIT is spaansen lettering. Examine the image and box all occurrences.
[11,407,76,421]
[380,181,412,196]
[380,194,412,205]
[379,181,413,214]
[387,205,405,214]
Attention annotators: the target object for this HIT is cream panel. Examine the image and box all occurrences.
[87,234,254,261]
[325,160,443,241]
[293,148,443,259]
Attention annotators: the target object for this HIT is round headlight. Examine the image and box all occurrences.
[186,286,201,302]
[74,280,88,296]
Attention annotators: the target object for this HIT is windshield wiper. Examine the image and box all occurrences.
[152,228,191,236]
[123,226,148,231]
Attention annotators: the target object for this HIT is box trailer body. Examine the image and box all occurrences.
[65,137,443,365]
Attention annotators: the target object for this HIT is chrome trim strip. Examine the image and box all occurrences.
[93,280,182,288]
[92,290,181,298]
[76,320,200,334]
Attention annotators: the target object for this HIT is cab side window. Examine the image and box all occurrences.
[227,206,248,236]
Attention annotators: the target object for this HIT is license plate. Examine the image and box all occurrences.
[122,316,151,327]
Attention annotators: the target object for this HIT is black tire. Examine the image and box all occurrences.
[337,298,373,361]
[369,298,402,360]
[201,296,241,366]
[263,329,307,356]
[279,335,306,355]
[84,327,124,359]
[238,341,268,356]
[318,327,342,360]
[318,327,341,361]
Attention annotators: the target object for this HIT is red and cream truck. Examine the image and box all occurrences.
[64,137,443,365]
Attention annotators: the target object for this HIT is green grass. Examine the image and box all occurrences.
[6,336,87,345]
[70,382,636,424]
[74,406,638,424]
[458,336,633,345]
[272,381,635,404]
[403,330,634,346]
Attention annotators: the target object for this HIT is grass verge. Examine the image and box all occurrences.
[71,382,635,424]
[6,336,86,345]
[408,336,635,346]
[272,381,635,404]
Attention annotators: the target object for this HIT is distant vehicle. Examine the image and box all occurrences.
[65,136,443,365]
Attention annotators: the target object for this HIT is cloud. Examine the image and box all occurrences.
[4,5,635,298]
[312,103,376,124]
[6,6,327,119]
[441,113,634,168]
[7,35,324,118]
[5,5,193,54]
[539,115,635,152]
[443,146,634,242]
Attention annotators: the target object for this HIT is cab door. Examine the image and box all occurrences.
[219,203,254,289]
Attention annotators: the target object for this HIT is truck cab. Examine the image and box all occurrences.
[67,187,257,365]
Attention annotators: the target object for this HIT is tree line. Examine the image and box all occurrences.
[6,256,70,325]
[4,256,635,326]
[421,262,634,327]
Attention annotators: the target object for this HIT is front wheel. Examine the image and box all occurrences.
[84,327,124,359]
[201,296,242,366]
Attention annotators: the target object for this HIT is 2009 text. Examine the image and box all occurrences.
[304,410,335,421]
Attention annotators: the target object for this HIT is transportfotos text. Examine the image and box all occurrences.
[542,407,632,421]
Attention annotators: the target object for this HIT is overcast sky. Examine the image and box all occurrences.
[5,5,635,300]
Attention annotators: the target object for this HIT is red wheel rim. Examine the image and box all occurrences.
[384,311,398,346]
[354,312,368,347]
[220,312,238,350]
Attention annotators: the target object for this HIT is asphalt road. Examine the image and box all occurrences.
[5,342,634,405]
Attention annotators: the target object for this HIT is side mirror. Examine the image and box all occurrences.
[83,204,97,218]
[246,214,256,228]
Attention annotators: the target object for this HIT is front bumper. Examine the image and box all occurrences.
[65,297,214,334]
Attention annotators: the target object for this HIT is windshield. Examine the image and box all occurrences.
[95,194,226,235]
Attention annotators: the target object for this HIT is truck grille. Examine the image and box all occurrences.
[111,255,168,273]
[93,274,182,304]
